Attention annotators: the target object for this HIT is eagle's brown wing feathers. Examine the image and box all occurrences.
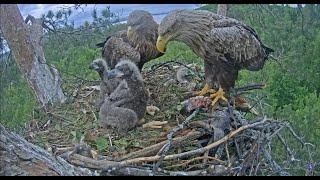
[98,10,164,71]
[97,30,128,48]
[102,37,140,69]
[209,24,268,71]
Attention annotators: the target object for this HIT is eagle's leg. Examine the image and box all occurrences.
[194,83,215,96]
[209,87,228,107]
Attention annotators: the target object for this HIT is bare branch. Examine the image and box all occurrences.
[153,109,199,171]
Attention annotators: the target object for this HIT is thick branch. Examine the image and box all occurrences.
[117,130,204,161]
[123,117,268,164]
[0,124,94,176]
[0,5,66,106]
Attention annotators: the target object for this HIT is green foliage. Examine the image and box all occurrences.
[52,46,100,81]
[0,77,37,130]
[92,6,116,27]
[272,91,320,146]
[94,137,108,152]
[0,4,319,167]
[211,4,320,163]
[0,6,122,131]
[70,130,82,143]
[114,136,142,152]
[42,8,75,30]
[158,4,320,162]
[0,56,37,131]
[197,4,218,11]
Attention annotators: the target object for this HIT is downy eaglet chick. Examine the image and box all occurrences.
[99,60,149,134]
[89,58,121,108]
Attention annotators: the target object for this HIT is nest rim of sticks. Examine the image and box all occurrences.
[23,60,317,176]
[59,105,314,176]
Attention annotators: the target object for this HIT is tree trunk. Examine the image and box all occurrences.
[0,124,94,176]
[0,4,66,107]
[217,4,228,16]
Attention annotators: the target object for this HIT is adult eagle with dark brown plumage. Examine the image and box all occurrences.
[156,10,274,106]
[97,10,164,70]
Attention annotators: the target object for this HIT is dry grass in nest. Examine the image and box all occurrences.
[24,62,203,159]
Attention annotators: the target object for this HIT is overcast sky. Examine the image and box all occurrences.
[17,4,300,26]
[17,4,201,26]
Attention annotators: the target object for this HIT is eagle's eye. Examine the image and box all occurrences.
[165,29,171,35]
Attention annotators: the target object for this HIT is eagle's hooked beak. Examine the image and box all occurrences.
[156,35,168,53]
[127,26,133,38]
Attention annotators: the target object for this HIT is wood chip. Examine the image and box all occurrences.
[142,121,168,129]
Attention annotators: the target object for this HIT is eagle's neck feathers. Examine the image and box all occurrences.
[174,13,213,59]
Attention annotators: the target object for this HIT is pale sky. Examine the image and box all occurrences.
[17,4,201,26]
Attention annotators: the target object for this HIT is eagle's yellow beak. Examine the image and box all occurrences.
[127,26,133,38]
[156,36,168,53]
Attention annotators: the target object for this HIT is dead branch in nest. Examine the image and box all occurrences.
[153,109,199,171]
[2,103,315,176]
[62,98,315,176]
[3,75,315,176]
[233,83,266,96]
[63,117,269,170]
[102,167,205,176]
[276,134,299,162]
[164,156,227,169]
[116,130,205,161]
[148,117,269,162]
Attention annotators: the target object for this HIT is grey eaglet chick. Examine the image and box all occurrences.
[89,58,121,108]
[99,60,149,134]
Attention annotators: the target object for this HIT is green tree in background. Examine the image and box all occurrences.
[0,4,319,168]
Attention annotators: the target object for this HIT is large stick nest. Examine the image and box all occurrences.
[23,60,318,176]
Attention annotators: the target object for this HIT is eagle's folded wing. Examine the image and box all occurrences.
[102,36,141,69]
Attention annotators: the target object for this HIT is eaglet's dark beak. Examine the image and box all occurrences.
[107,69,125,79]
[89,63,100,71]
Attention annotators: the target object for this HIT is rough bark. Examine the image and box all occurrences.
[0,124,94,176]
[0,4,66,107]
[217,4,228,16]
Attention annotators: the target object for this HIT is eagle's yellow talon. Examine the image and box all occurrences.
[209,87,228,107]
[194,83,215,96]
